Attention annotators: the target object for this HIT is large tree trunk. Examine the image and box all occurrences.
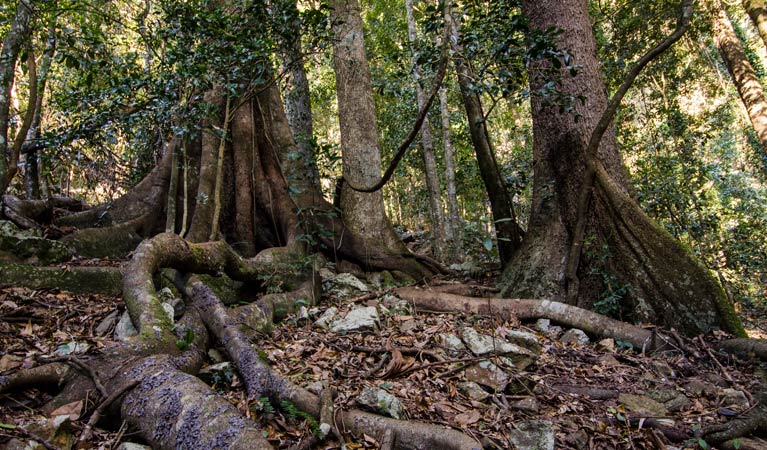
[0,0,34,197]
[447,11,521,266]
[743,0,767,50]
[404,0,448,260]
[330,0,428,270]
[500,0,743,336]
[713,0,767,158]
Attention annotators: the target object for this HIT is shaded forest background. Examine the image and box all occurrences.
[5,0,763,314]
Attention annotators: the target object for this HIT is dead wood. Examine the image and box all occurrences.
[394,287,658,351]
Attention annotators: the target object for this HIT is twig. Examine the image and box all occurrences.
[79,380,139,443]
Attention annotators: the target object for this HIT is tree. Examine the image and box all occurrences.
[743,0,767,49]
[330,0,435,278]
[404,0,448,259]
[712,0,767,159]
[447,9,521,265]
[0,0,35,197]
[500,0,743,336]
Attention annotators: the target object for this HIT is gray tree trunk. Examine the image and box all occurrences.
[439,85,461,260]
[447,11,521,266]
[0,0,34,197]
[330,0,411,253]
[277,0,324,208]
[405,0,448,260]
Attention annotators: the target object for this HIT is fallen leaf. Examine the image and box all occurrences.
[454,409,481,427]
[0,354,22,371]
[50,400,83,420]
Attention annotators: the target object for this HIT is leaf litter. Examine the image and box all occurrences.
[0,277,766,449]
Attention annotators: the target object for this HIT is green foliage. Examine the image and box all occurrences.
[175,326,195,351]
[585,237,631,319]
[279,399,321,437]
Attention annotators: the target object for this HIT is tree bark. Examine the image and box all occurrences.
[23,25,57,200]
[330,0,418,259]
[405,0,448,260]
[187,89,226,243]
[743,0,767,50]
[500,0,744,336]
[439,85,462,260]
[0,0,35,197]
[277,0,324,208]
[713,0,767,158]
[447,10,521,266]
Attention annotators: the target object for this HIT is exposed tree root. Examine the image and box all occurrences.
[0,262,122,295]
[394,287,659,351]
[0,232,479,449]
[183,278,482,450]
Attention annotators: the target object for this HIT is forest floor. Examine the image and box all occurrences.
[1,258,766,450]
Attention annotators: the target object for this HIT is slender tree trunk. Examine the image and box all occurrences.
[500,0,743,336]
[447,10,521,266]
[0,0,34,197]
[23,22,57,201]
[330,0,412,254]
[743,0,767,49]
[405,0,448,260]
[439,85,461,260]
[713,0,767,158]
[277,0,324,208]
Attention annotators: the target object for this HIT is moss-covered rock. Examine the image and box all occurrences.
[0,220,74,264]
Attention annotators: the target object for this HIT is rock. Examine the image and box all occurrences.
[438,333,467,354]
[198,362,235,387]
[325,273,370,298]
[597,338,616,353]
[399,319,417,333]
[457,381,490,401]
[465,360,510,392]
[649,390,690,412]
[296,306,310,322]
[508,420,555,450]
[161,303,175,323]
[381,294,411,313]
[336,260,364,277]
[114,311,138,341]
[561,329,590,346]
[115,443,153,450]
[651,360,675,378]
[0,221,73,264]
[683,380,718,397]
[449,261,483,277]
[95,310,119,336]
[618,393,669,417]
[357,387,404,419]
[535,319,563,338]
[720,389,750,411]
[366,271,397,289]
[313,307,338,329]
[165,297,186,320]
[306,381,325,395]
[208,348,226,363]
[460,328,539,369]
[503,329,542,353]
[54,341,90,356]
[329,306,379,333]
[511,397,539,413]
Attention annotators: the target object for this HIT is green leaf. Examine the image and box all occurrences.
[0,423,16,430]
[483,238,493,251]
